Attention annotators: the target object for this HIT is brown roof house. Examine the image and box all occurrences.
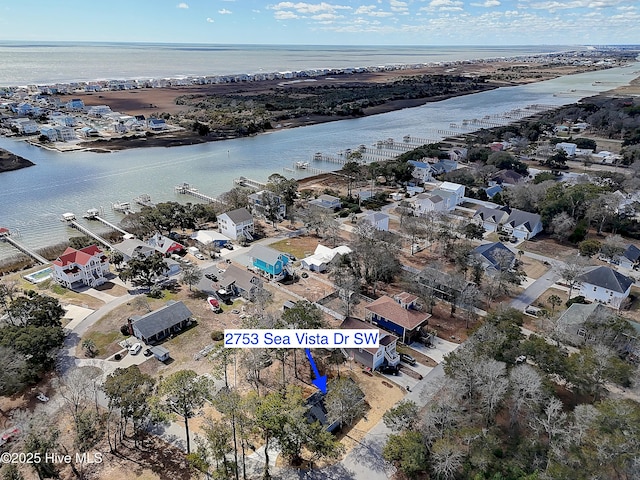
[364,292,431,344]
[339,317,400,370]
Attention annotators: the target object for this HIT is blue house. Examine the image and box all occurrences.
[249,244,292,281]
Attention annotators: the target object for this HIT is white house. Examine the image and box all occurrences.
[438,181,466,205]
[309,194,342,211]
[408,159,436,183]
[473,206,543,240]
[556,142,577,156]
[11,118,39,135]
[301,244,352,272]
[576,266,634,310]
[87,105,112,116]
[218,207,254,241]
[339,317,399,370]
[617,245,640,270]
[362,212,389,231]
[413,193,447,215]
[52,245,110,289]
[473,206,508,233]
[501,209,543,240]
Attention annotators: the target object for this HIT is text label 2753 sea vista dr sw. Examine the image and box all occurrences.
[223,329,379,349]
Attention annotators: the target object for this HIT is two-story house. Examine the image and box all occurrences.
[217,207,254,241]
[339,317,400,370]
[52,245,110,289]
[249,244,292,281]
[248,190,286,221]
[576,266,634,310]
[365,292,431,344]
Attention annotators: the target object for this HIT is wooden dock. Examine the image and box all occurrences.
[0,229,49,265]
[134,194,155,208]
[175,183,225,205]
[233,177,266,190]
[61,214,113,249]
[84,209,131,236]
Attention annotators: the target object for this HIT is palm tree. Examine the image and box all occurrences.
[547,294,562,314]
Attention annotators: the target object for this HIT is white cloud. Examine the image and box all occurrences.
[354,5,394,16]
[274,10,300,19]
[269,2,352,14]
[470,0,501,7]
[218,8,232,14]
[390,0,409,12]
[424,0,464,11]
[177,2,189,9]
[206,17,214,22]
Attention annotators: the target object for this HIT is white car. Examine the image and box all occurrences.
[195,253,206,260]
[128,343,142,355]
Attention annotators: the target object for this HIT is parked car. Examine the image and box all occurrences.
[224,243,234,250]
[144,348,153,357]
[399,353,417,366]
[376,364,399,376]
[195,253,206,260]
[205,273,218,281]
[129,343,142,355]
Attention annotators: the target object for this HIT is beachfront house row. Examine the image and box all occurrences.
[219,264,264,300]
[339,317,400,370]
[52,245,110,289]
[249,244,292,281]
[129,300,193,344]
[301,244,352,272]
[309,194,342,211]
[365,293,431,344]
[248,190,287,221]
[576,266,634,310]
[217,207,254,241]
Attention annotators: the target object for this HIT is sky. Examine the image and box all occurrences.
[0,0,637,46]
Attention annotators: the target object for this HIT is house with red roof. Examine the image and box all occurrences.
[364,293,431,344]
[52,245,110,289]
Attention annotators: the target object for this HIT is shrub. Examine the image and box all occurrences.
[211,330,224,342]
[566,296,587,307]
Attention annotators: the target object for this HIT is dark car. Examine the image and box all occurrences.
[143,348,153,357]
[399,353,417,366]
[224,243,234,250]
[205,273,218,282]
[376,364,399,376]
[224,297,234,305]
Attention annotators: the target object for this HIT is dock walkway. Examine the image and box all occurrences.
[0,232,49,264]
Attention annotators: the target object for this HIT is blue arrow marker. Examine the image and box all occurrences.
[305,348,327,394]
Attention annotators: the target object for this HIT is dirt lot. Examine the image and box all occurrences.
[520,256,549,280]
[520,235,580,262]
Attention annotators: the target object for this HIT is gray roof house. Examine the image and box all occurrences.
[219,264,264,300]
[309,194,342,210]
[556,302,639,351]
[473,206,509,232]
[502,209,543,240]
[576,266,634,310]
[130,300,193,344]
[473,242,515,272]
[617,244,640,270]
[113,238,155,262]
[218,207,254,241]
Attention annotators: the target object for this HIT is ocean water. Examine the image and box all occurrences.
[0,43,637,262]
[0,42,576,86]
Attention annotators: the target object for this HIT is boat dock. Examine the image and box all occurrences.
[0,228,49,265]
[61,213,113,249]
[134,194,155,208]
[111,201,132,214]
[233,177,266,190]
[84,209,131,236]
[175,183,225,205]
